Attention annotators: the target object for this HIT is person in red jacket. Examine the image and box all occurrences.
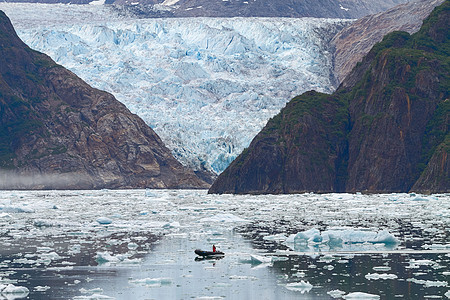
[212,245,216,252]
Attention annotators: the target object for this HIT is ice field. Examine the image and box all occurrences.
[0,190,449,299]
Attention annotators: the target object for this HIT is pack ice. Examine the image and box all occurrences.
[0,3,351,174]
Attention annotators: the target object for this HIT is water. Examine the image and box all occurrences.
[0,190,449,299]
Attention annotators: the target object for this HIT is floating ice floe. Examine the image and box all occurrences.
[0,205,34,213]
[285,281,313,293]
[284,227,398,251]
[0,283,30,295]
[129,277,172,287]
[200,213,247,223]
[343,292,380,299]
[407,278,448,287]
[96,217,112,225]
[445,290,450,298]
[73,294,115,300]
[365,273,398,280]
[373,266,391,272]
[0,213,11,219]
[249,254,272,265]
[80,288,104,294]
[327,289,346,298]
[95,252,141,265]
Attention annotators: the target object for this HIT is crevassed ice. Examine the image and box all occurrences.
[1,4,351,174]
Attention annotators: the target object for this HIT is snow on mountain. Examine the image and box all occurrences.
[1,4,351,174]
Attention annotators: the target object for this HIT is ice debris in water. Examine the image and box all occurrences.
[285,281,313,293]
[445,290,450,298]
[343,292,380,299]
[285,227,398,247]
[373,266,391,271]
[73,294,115,300]
[365,273,398,280]
[0,283,30,294]
[96,217,112,225]
[328,289,346,298]
[249,254,272,265]
[129,277,172,287]
[95,252,141,265]
[406,278,448,287]
[200,213,247,223]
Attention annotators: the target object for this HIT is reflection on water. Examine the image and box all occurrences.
[1,232,449,299]
[0,190,449,299]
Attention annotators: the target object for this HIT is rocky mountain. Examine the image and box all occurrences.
[112,0,409,19]
[209,1,449,194]
[4,0,408,19]
[0,10,209,189]
[332,0,445,84]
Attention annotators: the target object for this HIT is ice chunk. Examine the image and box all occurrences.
[373,266,391,272]
[327,290,345,299]
[249,254,271,265]
[262,233,287,242]
[0,283,30,294]
[95,252,141,265]
[365,273,398,280]
[328,289,346,298]
[285,281,313,293]
[285,228,322,244]
[200,213,247,223]
[284,227,398,251]
[445,290,450,298]
[343,292,380,299]
[96,217,112,225]
[0,206,34,213]
[322,229,398,245]
[73,294,115,300]
[407,278,448,287]
[162,221,180,229]
[0,212,11,219]
[129,277,172,287]
[80,288,104,294]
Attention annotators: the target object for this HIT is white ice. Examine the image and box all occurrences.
[365,273,398,280]
[343,292,380,299]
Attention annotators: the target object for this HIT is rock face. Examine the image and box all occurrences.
[8,0,408,19]
[111,0,408,19]
[209,1,449,194]
[0,11,208,189]
[332,0,445,84]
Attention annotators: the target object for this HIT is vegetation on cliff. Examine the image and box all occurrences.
[209,1,449,194]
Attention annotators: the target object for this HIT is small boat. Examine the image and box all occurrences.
[194,249,225,257]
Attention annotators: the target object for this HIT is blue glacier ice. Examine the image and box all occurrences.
[1,4,352,174]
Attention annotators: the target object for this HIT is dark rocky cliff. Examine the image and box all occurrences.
[0,11,208,189]
[209,1,449,194]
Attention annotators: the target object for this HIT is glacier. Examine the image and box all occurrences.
[0,3,352,174]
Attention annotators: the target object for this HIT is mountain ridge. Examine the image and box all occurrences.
[209,1,449,194]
